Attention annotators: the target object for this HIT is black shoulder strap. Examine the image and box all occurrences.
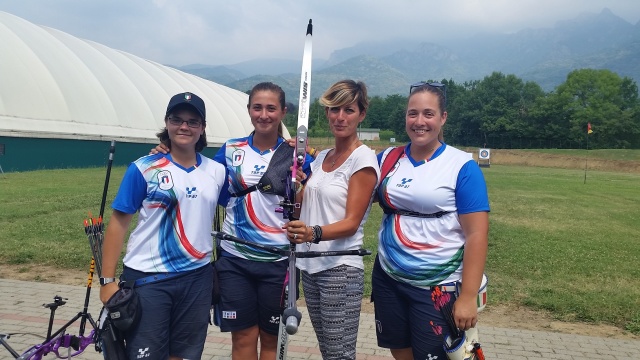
[212,205,224,261]
[229,184,259,198]
[229,142,294,198]
[382,207,451,218]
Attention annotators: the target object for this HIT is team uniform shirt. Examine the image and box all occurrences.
[213,135,313,262]
[113,153,226,273]
[297,145,380,274]
[376,143,490,288]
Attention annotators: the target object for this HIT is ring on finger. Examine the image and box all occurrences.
[293,233,298,240]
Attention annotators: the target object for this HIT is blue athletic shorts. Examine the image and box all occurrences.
[214,252,293,335]
[120,264,213,360]
[372,256,454,359]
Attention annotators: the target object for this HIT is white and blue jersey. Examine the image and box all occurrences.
[214,134,313,262]
[113,153,226,273]
[376,143,490,287]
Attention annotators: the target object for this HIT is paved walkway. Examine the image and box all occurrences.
[1,278,639,359]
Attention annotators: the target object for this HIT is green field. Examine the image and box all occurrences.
[520,148,640,161]
[311,138,640,162]
[1,153,639,334]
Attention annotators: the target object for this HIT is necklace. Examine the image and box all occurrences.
[330,140,359,167]
[330,150,346,167]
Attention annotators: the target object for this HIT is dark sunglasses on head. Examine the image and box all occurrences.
[409,81,446,95]
[167,116,203,128]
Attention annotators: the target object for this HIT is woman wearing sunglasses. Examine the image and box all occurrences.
[101,92,227,360]
[371,82,490,359]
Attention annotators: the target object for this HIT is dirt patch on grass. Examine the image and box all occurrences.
[0,263,91,286]
[490,150,640,173]
[314,143,640,174]
[1,264,638,341]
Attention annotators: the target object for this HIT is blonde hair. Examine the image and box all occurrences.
[320,80,369,112]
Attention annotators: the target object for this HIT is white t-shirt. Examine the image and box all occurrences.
[296,144,380,274]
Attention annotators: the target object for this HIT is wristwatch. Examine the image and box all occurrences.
[99,277,117,286]
[311,225,323,244]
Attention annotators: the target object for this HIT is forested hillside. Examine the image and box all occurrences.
[291,70,640,149]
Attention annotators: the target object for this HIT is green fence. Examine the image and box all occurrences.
[0,137,220,172]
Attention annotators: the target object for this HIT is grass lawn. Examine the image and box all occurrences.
[522,148,640,161]
[1,150,639,333]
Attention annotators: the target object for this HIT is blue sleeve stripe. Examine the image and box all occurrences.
[376,150,384,166]
[111,163,147,214]
[213,144,231,207]
[455,161,490,214]
[213,143,227,165]
[218,166,231,207]
[303,153,314,176]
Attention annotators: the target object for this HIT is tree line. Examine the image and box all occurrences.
[284,69,640,149]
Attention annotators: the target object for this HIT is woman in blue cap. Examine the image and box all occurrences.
[101,92,227,360]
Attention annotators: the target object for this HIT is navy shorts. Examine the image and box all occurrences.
[120,264,213,360]
[214,253,292,335]
[372,256,455,359]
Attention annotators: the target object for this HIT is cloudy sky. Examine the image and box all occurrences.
[1,0,639,67]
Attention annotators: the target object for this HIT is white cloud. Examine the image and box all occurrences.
[1,0,638,66]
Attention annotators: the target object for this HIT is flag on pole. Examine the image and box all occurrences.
[587,122,593,134]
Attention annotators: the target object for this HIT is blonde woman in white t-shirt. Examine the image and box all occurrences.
[283,79,380,360]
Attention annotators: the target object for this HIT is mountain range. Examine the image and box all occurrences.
[175,8,640,104]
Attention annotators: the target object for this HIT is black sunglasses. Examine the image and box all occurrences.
[409,81,447,94]
[409,81,446,95]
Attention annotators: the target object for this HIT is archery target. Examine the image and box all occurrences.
[478,148,490,160]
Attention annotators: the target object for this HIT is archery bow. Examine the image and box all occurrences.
[276,19,313,360]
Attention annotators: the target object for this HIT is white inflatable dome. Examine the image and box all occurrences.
[0,11,270,147]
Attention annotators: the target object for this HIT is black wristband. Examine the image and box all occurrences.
[312,225,322,244]
[99,277,117,286]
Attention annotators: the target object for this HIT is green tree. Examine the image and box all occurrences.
[446,80,480,146]
[439,79,467,145]
[309,99,330,137]
[383,94,408,141]
[362,96,385,129]
[555,69,640,148]
[304,69,640,149]
[448,72,547,148]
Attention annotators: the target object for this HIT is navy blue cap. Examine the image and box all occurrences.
[166,92,206,121]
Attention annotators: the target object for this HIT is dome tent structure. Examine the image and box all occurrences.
[0,11,283,172]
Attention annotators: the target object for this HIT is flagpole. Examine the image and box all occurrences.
[584,124,589,184]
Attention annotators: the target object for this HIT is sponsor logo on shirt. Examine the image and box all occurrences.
[136,347,150,359]
[232,150,245,166]
[157,170,174,190]
[252,165,266,175]
[186,187,197,199]
[396,178,413,188]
